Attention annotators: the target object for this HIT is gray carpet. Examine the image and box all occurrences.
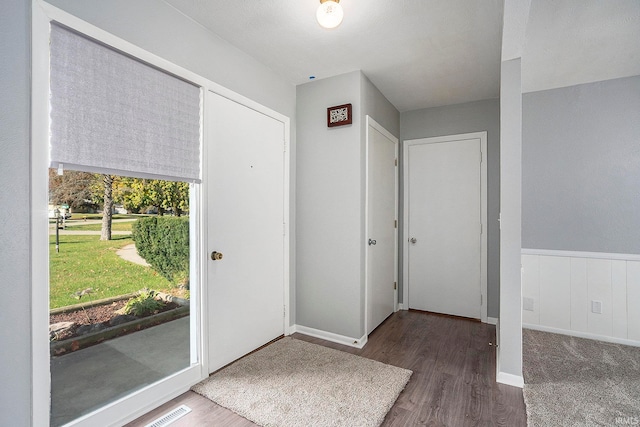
[192,337,412,427]
[523,329,640,426]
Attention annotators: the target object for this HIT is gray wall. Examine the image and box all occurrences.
[361,75,400,138]
[0,1,32,425]
[296,71,400,339]
[400,99,500,318]
[498,58,523,379]
[522,75,640,254]
[296,71,363,338]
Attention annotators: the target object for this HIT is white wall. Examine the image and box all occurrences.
[295,71,399,341]
[400,99,500,317]
[522,251,640,345]
[0,2,32,425]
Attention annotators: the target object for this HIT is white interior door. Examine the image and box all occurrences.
[207,92,286,372]
[405,134,485,319]
[366,117,397,335]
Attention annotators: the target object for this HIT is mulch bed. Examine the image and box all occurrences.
[49,299,181,342]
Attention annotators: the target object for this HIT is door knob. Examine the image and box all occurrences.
[410,237,417,244]
[210,251,223,261]
[368,239,377,246]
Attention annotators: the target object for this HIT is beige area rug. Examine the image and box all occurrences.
[192,337,412,427]
[523,329,640,426]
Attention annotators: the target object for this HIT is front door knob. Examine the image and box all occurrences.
[368,239,377,246]
[211,251,223,261]
[410,237,417,244]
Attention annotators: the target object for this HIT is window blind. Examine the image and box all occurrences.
[49,24,201,182]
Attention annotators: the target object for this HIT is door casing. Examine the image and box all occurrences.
[402,132,488,323]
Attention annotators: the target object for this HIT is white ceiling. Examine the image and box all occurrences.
[164,0,504,112]
[163,0,640,111]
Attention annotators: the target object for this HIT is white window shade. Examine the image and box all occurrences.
[49,24,201,182]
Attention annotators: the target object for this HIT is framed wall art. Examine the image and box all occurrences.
[327,103,352,127]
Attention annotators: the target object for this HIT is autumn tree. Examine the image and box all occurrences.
[113,178,189,216]
[48,169,97,211]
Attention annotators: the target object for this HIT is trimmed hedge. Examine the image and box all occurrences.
[132,217,189,285]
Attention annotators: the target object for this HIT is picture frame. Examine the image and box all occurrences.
[327,103,352,127]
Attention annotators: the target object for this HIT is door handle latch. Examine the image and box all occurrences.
[211,251,223,261]
[368,239,377,246]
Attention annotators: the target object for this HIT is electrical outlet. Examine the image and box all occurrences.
[523,297,534,311]
[591,300,603,314]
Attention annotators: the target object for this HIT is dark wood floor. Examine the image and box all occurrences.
[127,311,527,426]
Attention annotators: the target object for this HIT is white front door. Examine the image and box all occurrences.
[207,91,286,372]
[404,133,486,320]
[366,117,398,335]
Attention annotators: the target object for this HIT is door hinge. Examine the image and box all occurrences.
[481,294,483,305]
[480,223,483,234]
[394,219,397,228]
[283,222,286,236]
[394,281,397,290]
[480,150,483,163]
[395,158,398,166]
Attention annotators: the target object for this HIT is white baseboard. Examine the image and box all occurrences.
[291,324,368,349]
[523,323,640,348]
[496,371,524,388]
[486,317,498,325]
[397,303,405,310]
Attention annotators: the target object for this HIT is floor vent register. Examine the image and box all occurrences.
[144,405,192,427]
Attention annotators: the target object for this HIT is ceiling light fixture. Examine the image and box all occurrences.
[316,0,344,29]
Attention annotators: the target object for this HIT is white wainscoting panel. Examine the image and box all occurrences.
[539,255,571,330]
[587,258,612,337]
[570,257,588,333]
[612,260,627,339]
[521,254,540,325]
[522,250,640,345]
[628,261,640,341]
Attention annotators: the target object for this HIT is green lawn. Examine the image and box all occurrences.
[64,221,134,232]
[49,234,173,309]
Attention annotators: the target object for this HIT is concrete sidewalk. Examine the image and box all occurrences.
[116,243,150,267]
[50,316,190,426]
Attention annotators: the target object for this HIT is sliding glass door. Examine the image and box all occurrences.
[33,4,205,425]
